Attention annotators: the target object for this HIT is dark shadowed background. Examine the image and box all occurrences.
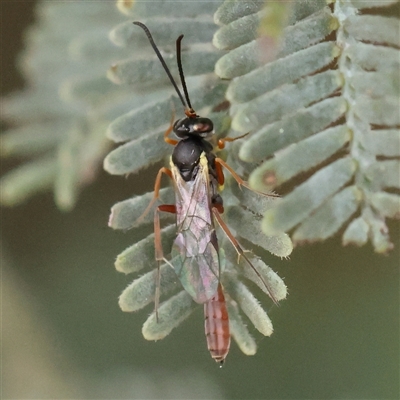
[1,2,399,399]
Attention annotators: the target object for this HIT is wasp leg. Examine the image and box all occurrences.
[164,111,178,146]
[154,204,176,262]
[217,132,250,149]
[153,204,176,322]
[212,207,279,306]
[214,158,225,188]
[135,167,174,226]
[215,157,279,198]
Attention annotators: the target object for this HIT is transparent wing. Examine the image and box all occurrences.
[170,152,220,304]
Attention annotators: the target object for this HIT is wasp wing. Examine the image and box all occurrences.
[170,152,220,304]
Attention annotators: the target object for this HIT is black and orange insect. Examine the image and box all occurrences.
[134,21,278,364]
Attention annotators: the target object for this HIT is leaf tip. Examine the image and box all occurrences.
[107,63,122,85]
[118,291,133,313]
[329,15,340,31]
[103,151,118,175]
[115,254,127,274]
[108,206,117,228]
[342,217,369,247]
[261,210,278,236]
[142,314,163,341]
[332,44,341,59]
[116,0,134,15]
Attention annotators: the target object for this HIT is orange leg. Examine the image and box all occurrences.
[136,168,176,322]
[136,167,173,226]
[215,159,225,187]
[154,204,176,262]
[212,207,279,306]
[217,132,250,149]
[153,203,176,322]
[215,157,279,198]
[164,111,178,146]
[213,201,224,214]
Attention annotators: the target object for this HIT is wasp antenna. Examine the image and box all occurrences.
[133,21,187,109]
[176,35,194,113]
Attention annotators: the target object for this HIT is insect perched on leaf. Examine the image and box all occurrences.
[133,21,279,365]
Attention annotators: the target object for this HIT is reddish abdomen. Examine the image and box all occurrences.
[204,284,230,364]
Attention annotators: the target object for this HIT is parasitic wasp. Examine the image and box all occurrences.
[133,21,279,365]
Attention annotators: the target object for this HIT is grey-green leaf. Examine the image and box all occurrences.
[227,41,340,104]
[109,187,175,230]
[354,95,400,126]
[108,48,220,86]
[115,225,176,274]
[213,10,263,50]
[278,7,338,58]
[364,208,394,254]
[223,274,273,336]
[0,157,56,206]
[1,122,65,158]
[370,192,400,219]
[214,0,264,26]
[119,262,180,312]
[232,70,343,132]
[350,0,399,8]
[117,1,221,18]
[239,97,347,163]
[226,301,257,356]
[250,125,351,190]
[215,39,263,79]
[365,130,400,158]
[342,217,369,247]
[293,186,362,242]
[344,15,400,47]
[261,158,357,235]
[111,18,217,48]
[227,247,288,301]
[365,160,400,191]
[104,130,170,175]
[107,79,227,142]
[142,291,197,341]
[225,206,293,258]
[346,42,400,71]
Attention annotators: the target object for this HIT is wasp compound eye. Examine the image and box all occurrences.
[173,118,190,137]
[173,117,214,139]
[193,118,213,135]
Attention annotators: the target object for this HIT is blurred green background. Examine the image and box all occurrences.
[1,2,399,399]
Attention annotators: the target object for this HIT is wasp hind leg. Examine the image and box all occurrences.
[212,207,279,306]
[135,166,174,227]
[154,204,176,322]
[136,111,177,226]
[142,114,177,320]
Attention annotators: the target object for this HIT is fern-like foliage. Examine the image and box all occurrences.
[0,2,129,210]
[106,1,292,356]
[215,0,399,253]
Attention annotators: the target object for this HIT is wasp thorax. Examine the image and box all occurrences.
[173,116,214,139]
[171,138,204,181]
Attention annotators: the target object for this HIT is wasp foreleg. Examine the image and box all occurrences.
[217,132,250,149]
[164,112,178,146]
[215,157,279,198]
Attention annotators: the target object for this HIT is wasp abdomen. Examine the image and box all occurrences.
[204,284,230,364]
